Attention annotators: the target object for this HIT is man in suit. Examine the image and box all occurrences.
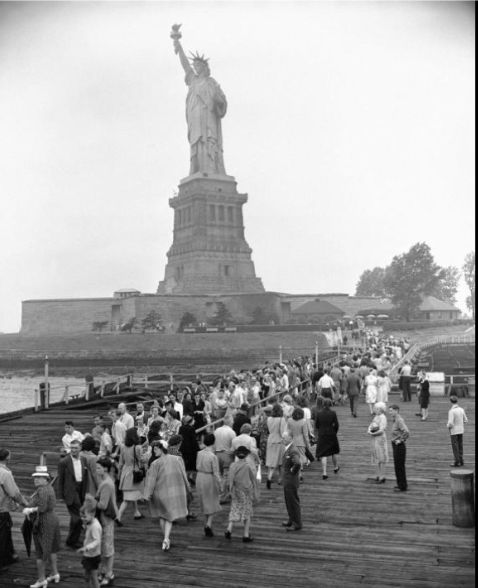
[281,430,302,531]
[57,438,88,548]
[346,367,362,417]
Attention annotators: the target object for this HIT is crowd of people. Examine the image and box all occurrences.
[0,333,470,587]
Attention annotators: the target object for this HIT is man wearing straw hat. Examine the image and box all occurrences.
[0,448,28,569]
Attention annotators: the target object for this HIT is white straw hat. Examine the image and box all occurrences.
[32,465,50,478]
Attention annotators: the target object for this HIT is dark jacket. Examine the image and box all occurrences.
[57,454,88,506]
[281,443,301,484]
[346,372,362,396]
[232,412,251,436]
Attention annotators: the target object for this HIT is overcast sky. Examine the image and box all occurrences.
[0,1,474,333]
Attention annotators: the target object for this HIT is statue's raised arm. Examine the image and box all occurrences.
[169,24,227,176]
[170,24,193,77]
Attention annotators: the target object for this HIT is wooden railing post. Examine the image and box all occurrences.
[64,385,69,405]
[34,388,39,412]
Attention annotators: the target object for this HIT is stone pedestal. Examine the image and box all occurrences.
[157,173,264,294]
[450,469,475,527]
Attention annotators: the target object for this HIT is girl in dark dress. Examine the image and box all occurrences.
[192,393,206,433]
[314,398,340,480]
[417,371,430,421]
[178,415,200,485]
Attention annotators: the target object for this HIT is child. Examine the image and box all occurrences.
[78,495,102,588]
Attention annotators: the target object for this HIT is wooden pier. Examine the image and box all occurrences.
[0,395,474,588]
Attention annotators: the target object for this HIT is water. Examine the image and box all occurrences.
[0,375,88,414]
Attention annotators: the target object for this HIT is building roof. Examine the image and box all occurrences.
[319,295,394,316]
[418,296,460,312]
[292,299,345,315]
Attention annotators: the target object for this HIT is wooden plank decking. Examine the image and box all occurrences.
[0,395,475,587]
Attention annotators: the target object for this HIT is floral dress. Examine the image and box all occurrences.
[228,460,256,523]
[31,484,61,561]
[368,413,389,465]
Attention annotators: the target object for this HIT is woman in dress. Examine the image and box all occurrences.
[161,406,181,442]
[314,398,340,480]
[367,402,389,483]
[95,457,119,587]
[143,440,191,551]
[195,433,222,537]
[117,428,145,522]
[192,392,207,434]
[265,403,287,489]
[376,370,391,405]
[417,371,430,421]
[364,369,379,415]
[287,407,313,480]
[80,436,99,496]
[225,446,256,543]
[23,465,61,588]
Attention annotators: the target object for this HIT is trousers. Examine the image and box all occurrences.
[0,512,15,566]
[392,442,407,490]
[450,434,464,465]
[283,477,302,529]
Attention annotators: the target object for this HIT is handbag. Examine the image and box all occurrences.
[132,447,145,484]
[305,447,315,462]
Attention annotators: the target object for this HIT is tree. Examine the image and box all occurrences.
[355,267,387,297]
[463,251,475,319]
[383,242,443,321]
[141,310,163,333]
[120,317,137,333]
[178,312,197,331]
[209,302,233,327]
[431,266,460,303]
[92,320,109,332]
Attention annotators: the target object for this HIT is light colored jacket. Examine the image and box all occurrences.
[447,405,468,435]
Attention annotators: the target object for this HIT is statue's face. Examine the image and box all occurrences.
[193,60,206,75]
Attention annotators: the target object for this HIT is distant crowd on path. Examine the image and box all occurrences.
[1,331,470,588]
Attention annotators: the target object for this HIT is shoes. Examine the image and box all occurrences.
[299,475,304,482]
[322,475,328,480]
[334,466,340,474]
[286,526,302,532]
[30,581,48,588]
[377,478,386,484]
[46,573,61,583]
[100,574,115,586]
[204,526,214,537]
[242,536,254,543]
[450,463,461,467]
[415,413,421,416]
[393,487,407,492]
[281,521,292,527]
[266,479,271,490]
[353,414,357,418]
[224,530,232,540]
[114,519,123,527]
[186,514,198,521]
[133,513,145,520]
[421,418,427,421]
[161,539,170,551]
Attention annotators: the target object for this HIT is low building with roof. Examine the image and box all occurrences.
[417,296,461,321]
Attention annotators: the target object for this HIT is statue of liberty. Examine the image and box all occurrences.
[170,24,227,176]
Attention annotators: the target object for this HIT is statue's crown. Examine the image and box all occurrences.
[189,51,209,65]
